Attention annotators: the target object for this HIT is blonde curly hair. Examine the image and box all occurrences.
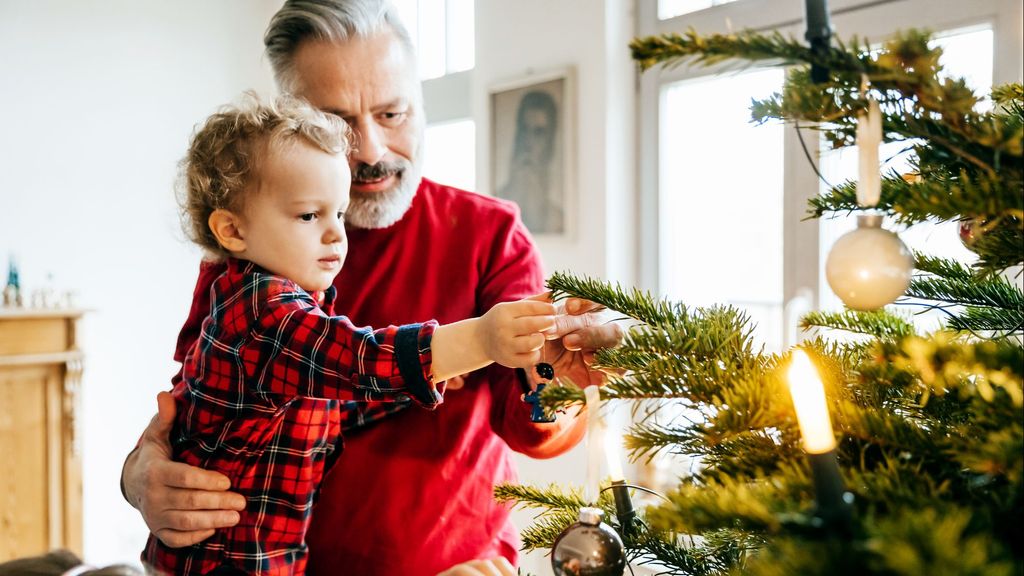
[179,92,351,258]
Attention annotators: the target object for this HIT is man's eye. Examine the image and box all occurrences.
[379,111,407,126]
[299,213,317,222]
[336,211,345,221]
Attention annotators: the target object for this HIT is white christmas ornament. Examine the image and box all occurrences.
[826,214,914,311]
[856,98,883,206]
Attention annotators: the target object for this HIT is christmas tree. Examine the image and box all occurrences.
[499,28,1023,576]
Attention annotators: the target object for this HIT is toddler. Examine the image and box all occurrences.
[142,94,555,575]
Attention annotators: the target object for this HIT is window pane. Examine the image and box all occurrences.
[817,27,993,329]
[424,119,475,192]
[417,0,446,80]
[659,0,738,20]
[446,0,474,73]
[392,0,419,54]
[661,68,785,351]
[393,0,474,80]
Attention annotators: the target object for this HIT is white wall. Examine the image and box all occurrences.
[474,2,637,573]
[475,0,636,282]
[0,0,281,566]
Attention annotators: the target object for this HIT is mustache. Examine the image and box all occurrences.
[352,161,406,182]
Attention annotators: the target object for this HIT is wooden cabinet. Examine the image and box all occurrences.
[0,309,84,560]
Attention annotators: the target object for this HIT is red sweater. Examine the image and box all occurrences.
[174,179,586,575]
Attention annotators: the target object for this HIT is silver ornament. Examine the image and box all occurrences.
[551,507,626,576]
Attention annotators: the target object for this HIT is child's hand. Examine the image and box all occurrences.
[478,294,557,368]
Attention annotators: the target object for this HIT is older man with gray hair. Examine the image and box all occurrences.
[121,1,621,574]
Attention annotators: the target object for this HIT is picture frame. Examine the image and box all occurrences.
[489,68,574,238]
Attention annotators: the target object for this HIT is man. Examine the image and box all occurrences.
[121,1,622,574]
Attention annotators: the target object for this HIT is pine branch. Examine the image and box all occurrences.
[629,529,756,576]
[630,29,865,76]
[494,483,587,512]
[806,171,1024,233]
[633,30,1022,167]
[493,483,620,552]
[861,508,1017,576]
[547,272,688,328]
[908,275,1024,310]
[645,475,800,535]
[913,252,976,281]
[518,510,580,551]
[947,306,1024,334]
[878,334,1024,405]
[800,309,916,339]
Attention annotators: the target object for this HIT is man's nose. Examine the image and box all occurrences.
[351,122,387,166]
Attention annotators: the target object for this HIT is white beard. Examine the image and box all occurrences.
[345,164,422,230]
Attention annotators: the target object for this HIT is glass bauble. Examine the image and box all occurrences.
[551,507,625,576]
[825,214,914,311]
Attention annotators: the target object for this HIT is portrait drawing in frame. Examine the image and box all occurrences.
[490,70,574,237]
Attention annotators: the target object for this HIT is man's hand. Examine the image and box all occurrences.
[543,297,624,388]
[435,557,516,576]
[122,391,246,547]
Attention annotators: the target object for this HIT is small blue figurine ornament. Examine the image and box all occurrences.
[522,362,557,423]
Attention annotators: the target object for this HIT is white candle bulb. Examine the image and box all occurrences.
[584,385,603,503]
[604,422,625,482]
[856,97,883,207]
[788,349,837,454]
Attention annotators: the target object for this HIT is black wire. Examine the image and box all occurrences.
[598,483,672,503]
[795,120,833,189]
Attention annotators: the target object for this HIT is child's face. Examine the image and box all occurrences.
[236,140,352,292]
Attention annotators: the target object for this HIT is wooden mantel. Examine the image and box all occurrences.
[0,308,87,560]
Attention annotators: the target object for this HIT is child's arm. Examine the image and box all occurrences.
[430,296,556,381]
[250,276,440,406]
[252,277,554,406]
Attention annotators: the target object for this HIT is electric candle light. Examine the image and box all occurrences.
[787,349,853,530]
[788,350,836,454]
[605,423,624,483]
[803,0,833,82]
[584,385,604,504]
[604,423,639,538]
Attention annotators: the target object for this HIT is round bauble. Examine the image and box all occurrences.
[958,217,985,251]
[551,507,626,576]
[825,214,914,311]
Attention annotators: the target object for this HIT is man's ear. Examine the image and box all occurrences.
[208,209,247,253]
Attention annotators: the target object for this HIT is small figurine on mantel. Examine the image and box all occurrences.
[3,256,23,308]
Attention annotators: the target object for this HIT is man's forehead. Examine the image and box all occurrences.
[291,33,418,109]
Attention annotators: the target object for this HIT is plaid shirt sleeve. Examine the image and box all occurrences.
[245,273,444,407]
[339,399,412,432]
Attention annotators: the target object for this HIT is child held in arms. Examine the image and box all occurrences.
[143,93,557,576]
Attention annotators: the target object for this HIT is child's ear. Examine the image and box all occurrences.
[208,209,247,253]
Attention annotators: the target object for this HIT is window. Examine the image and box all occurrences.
[423,119,475,191]
[393,0,474,80]
[394,0,476,190]
[660,68,785,351]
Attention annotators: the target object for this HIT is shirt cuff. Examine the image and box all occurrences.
[394,321,443,408]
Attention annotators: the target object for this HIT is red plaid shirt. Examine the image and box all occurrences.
[144,259,441,575]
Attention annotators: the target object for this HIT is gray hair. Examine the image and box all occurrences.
[264,0,414,93]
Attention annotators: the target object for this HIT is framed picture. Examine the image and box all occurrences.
[490,69,574,237]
